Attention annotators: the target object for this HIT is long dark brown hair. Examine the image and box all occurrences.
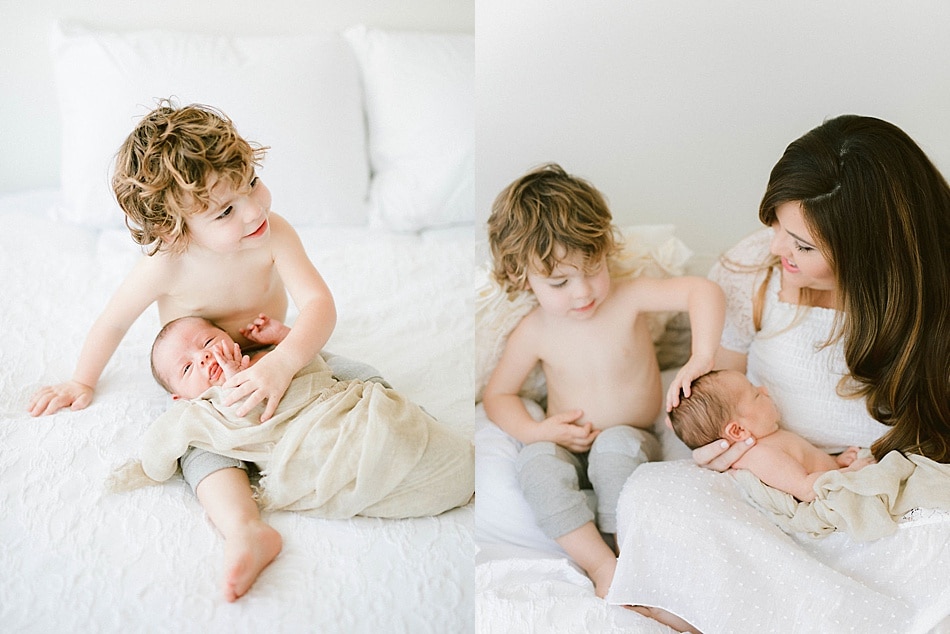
[760,115,950,462]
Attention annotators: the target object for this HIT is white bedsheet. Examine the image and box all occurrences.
[0,190,475,632]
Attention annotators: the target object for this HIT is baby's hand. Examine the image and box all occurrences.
[835,446,861,467]
[28,380,94,417]
[665,354,716,410]
[212,341,251,381]
[240,313,290,347]
[536,409,600,452]
[841,455,876,473]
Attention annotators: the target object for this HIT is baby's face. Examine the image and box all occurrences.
[153,318,236,399]
[724,370,781,438]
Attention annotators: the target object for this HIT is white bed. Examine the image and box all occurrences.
[0,21,475,633]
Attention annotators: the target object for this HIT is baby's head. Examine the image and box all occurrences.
[487,163,618,294]
[151,316,237,400]
[668,370,781,449]
[112,100,267,254]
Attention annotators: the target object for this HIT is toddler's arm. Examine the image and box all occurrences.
[28,256,162,416]
[663,278,726,410]
[223,215,336,422]
[482,321,598,452]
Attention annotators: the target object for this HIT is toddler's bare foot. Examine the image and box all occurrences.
[589,556,617,599]
[222,519,282,602]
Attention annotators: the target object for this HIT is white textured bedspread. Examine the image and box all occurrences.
[0,190,475,633]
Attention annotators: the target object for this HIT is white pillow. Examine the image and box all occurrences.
[50,22,369,229]
[344,25,474,232]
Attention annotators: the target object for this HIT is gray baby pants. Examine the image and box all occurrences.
[179,351,391,491]
[516,425,660,538]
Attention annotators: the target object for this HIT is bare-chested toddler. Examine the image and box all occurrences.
[29,101,337,601]
[482,163,725,598]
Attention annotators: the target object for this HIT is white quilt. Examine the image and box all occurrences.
[0,190,474,632]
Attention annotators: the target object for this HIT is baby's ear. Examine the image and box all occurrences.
[723,420,749,443]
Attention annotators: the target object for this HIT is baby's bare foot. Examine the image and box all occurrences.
[222,519,282,602]
[589,556,617,599]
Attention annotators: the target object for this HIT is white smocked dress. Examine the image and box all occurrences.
[607,229,950,633]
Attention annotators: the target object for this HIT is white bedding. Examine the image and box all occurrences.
[0,190,475,632]
[476,409,950,634]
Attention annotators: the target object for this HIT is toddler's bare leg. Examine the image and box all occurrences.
[556,521,617,598]
[195,467,282,602]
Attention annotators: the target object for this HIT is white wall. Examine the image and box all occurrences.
[477,0,950,269]
[5,1,950,267]
[0,0,473,193]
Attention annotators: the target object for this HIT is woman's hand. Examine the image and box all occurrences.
[535,409,600,452]
[691,436,755,472]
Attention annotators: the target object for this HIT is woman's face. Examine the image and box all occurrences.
[770,201,836,294]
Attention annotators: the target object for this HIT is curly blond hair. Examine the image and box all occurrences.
[486,163,619,292]
[112,100,267,254]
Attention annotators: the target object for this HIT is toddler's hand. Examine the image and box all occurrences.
[665,354,715,411]
[28,380,94,417]
[223,348,296,423]
[212,341,251,381]
[537,409,599,452]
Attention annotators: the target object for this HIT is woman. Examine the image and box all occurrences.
[609,115,950,633]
